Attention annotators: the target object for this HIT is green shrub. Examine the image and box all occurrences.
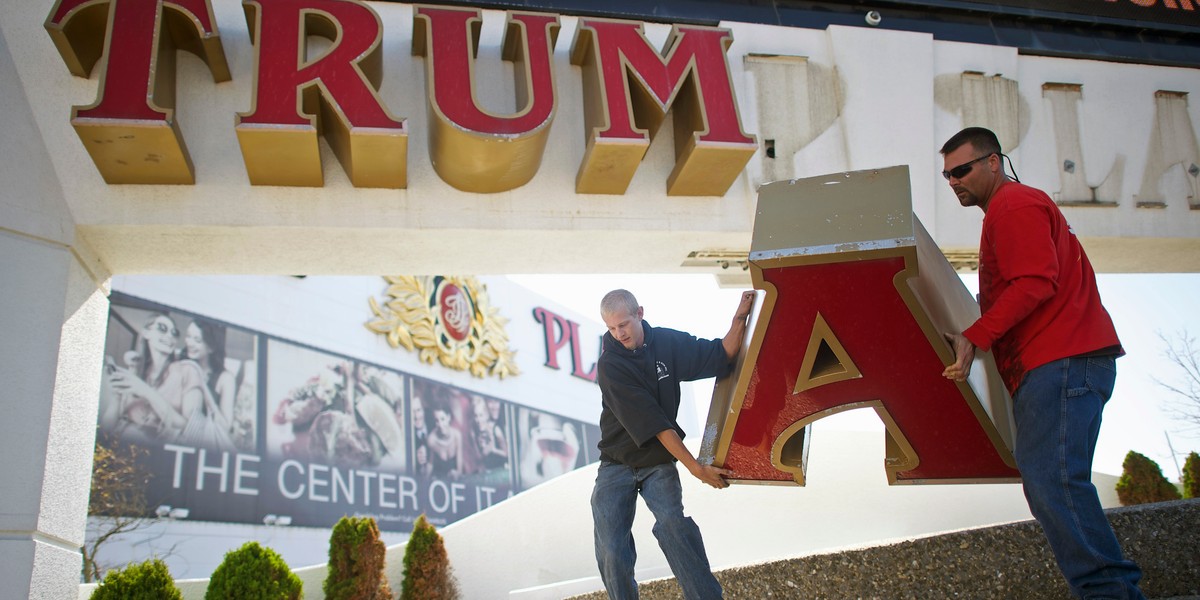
[206,541,303,600]
[1183,451,1200,499]
[325,516,392,600]
[89,558,181,600]
[1116,450,1182,505]
[401,514,459,600]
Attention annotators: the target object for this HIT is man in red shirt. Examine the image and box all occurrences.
[940,127,1145,599]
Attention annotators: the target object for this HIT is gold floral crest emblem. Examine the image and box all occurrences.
[366,276,520,379]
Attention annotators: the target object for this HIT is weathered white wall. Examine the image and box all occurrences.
[1,1,1197,277]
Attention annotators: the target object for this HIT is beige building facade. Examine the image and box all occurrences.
[2,0,1197,596]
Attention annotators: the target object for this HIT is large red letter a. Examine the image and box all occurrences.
[705,167,1019,485]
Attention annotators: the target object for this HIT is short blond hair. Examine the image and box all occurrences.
[600,289,639,318]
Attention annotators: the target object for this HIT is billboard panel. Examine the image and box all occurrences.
[96,293,599,531]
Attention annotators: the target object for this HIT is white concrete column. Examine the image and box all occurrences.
[2,24,110,600]
[0,235,109,600]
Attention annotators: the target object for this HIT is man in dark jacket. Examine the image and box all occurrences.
[592,288,754,600]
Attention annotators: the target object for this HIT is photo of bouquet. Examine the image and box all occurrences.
[267,342,407,469]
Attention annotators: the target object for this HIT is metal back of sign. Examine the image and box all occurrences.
[700,166,1019,486]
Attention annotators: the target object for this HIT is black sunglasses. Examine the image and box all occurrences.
[942,154,993,180]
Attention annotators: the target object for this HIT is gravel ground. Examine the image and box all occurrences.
[571,499,1199,600]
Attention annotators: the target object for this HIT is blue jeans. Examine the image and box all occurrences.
[1013,354,1145,600]
[591,461,722,600]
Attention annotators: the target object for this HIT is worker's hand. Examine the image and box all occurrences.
[734,291,755,321]
[942,332,976,382]
[690,463,733,489]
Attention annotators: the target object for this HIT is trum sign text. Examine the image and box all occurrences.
[44,0,757,195]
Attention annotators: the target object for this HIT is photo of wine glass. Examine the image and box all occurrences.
[518,409,581,488]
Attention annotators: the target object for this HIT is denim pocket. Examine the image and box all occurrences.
[1086,355,1116,400]
[1066,355,1116,400]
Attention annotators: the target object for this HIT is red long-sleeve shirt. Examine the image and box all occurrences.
[963,180,1122,394]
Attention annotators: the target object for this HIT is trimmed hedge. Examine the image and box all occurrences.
[401,514,459,600]
[1116,450,1181,505]
[206,541,303,600]
[1183,451,1200,499]
[89,558,181,600]
[325,516,392,600]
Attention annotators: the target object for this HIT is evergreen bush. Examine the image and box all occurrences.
[1115,450,1182,505]
[325,516,392,600]
[1183,451,1200,499]
[89,558,182,600]
[205,541,303,600]
[401,514,459,600]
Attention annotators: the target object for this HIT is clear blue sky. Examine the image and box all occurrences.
[511,272,1200,481]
